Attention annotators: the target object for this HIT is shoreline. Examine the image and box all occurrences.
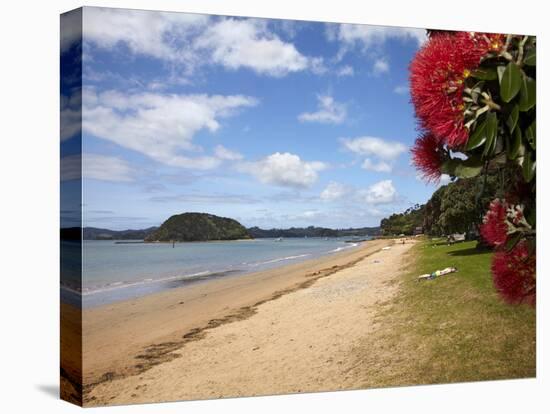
[67,239,393,400]
[71,238,365,308]
[82,238,415,406]
[129,238,256,244]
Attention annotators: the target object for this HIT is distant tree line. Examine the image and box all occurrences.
[81,223,381,241]
[380,204,425,236]
[381,169,509,237]
[247,226,380,239]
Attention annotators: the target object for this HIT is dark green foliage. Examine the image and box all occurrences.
[385,169,514,238]
[145,213,251,242]
[84,224,381,240]
[380,204,425,236]
[248,226,337,238]
[83,227,158,240]
[447,36,536,187]
[422,169,517,237]
[248,226,380,238]
[423,186,446,236]
[437,179,486,235]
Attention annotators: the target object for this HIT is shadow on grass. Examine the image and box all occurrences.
[447,247,491,257]
[429,240,468,247]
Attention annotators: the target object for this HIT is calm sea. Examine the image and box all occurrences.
[61,237,365,308]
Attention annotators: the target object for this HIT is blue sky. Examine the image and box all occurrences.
[61,7,446,230]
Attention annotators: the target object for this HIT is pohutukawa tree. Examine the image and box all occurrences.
[409,31,536,305]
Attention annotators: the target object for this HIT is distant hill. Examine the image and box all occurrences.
[81,221,380,241]
[332,226,381,237]
[82,227,158,240]
[247,226,380,238]
[145,213,251,242]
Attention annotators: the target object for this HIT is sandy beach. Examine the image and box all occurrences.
[69,238,416,406]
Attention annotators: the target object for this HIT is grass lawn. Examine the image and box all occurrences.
[351,239,536,388]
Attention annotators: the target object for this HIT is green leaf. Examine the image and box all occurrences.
[471,80,485,92]
[440,159,459,176]
[506,105,519,132]
[497,66,506,84]
[465,118,487,151]
[500,62,522,102]
[470,67,497,80]
[454,157,484,178]
[507,127,522,160]
[518,76,536,112]
[522,150,536,183]
[525,120,536,150]
[492,151,508,165]
[467,81,485,104]
[505,232,522,252]
[523,48,536,66]
[483,112,498,157]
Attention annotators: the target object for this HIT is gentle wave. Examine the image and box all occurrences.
[248,253,311,267]
[328,242,359,253]
[63,242,363,295]
[65,270,215,296]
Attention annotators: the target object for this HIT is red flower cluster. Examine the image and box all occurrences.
[480,199,508,247]
[410,32,504,148]
[492,241,536,305]
[411,133,445,182]
[481,199,536,305]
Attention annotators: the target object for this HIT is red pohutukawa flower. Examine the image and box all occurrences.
[456,32,506,64]
[411,132,445,182]
[492,241,536,305]
[480,199,509,247]
[409,32,505,148]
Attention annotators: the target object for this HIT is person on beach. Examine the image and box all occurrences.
[418,267,457,281]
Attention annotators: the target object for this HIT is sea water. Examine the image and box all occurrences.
[61,237,365,308]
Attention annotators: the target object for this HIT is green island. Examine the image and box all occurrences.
[144,212,252,242]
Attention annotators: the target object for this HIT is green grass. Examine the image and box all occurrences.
[353,239,536,388]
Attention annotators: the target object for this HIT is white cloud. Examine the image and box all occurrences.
[214,145,243,161]
[393,85,409,95]
[60,92,82,141]
[239,152,327,188]
[150,193,259,204]
[373,58,390,75]
[297,210,323,219]
[80,9,322,78]
[320,180,400,209]
[341,136,407,161]
[361,158,392,173]
[336,65,354,77]
[196,18,316,77]
[358,180,398,205]
[298,95,347,124]
[320,181,351,201]
[328,23,427,55]
[82,88,257,169]
[60,154,81,181]
[61,153,134,182]
[82,7,208,62]
[83,153,135,182]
